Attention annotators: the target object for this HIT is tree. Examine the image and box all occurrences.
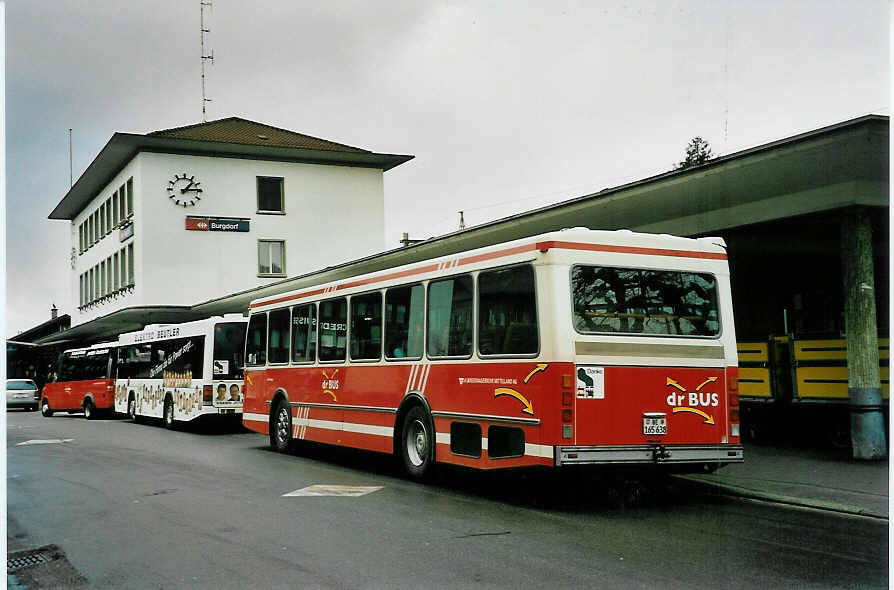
[675,136,714,170]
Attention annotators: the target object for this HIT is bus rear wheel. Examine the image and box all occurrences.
[127,396,137,422]
[163,398,175,430]
[84,399,96,420]
[40,399,53,417]
[400,406,434,480]
[271,400,293,453]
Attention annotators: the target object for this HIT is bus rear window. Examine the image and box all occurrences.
[571,265,720,337]
[214,322,247,378]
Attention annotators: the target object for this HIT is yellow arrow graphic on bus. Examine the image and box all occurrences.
[666,377,687,392]
[672,407,715,425]
[245,374,253,386]
[524,364,549,384]
[695,376,718,391]
[494,388,534,415]
[323,390,337,401]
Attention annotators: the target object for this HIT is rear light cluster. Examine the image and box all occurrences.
[561,373,574,439]
[727,369,740,438]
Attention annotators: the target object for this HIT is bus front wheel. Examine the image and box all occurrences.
[271,400,292,453]
[127,395,137,422]
[401,406,434,480]
[40,399,53,417]
[84,399,96,420]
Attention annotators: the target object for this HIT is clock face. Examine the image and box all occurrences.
[166,173,204,207]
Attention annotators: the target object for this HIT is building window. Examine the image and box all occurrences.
[258,240,285,276]
[105,198,112,233]
[113,251,119,290]
[120,247,127,288]
[126,178,134,217]
[127,243,135,285]
[257,177,284,213]
[118,186,126,224]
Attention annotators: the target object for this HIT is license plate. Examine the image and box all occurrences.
[643,413,667,435]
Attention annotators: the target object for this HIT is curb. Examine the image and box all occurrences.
[674,474,889,520]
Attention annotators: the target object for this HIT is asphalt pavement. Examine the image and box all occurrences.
[6,410,890,589]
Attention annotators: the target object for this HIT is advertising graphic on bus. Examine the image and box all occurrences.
[40,342,118,419]
[241,228,742,478]
[115,316,247,428]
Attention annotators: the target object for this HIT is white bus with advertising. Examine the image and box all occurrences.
[115,315,248,428]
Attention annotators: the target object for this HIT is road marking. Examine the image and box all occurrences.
[16,439,74,446]
[282,484,383,497]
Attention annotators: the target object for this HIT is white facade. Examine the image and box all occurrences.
[71,151,386,327]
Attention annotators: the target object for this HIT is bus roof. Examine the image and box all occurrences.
[249,228,728,312]
[117,314,247,345]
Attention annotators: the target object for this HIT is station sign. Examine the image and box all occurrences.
[185,216,250,232]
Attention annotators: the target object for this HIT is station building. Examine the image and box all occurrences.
[49,117,412,332]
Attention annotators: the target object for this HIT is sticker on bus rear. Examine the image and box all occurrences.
[576,366,604,399]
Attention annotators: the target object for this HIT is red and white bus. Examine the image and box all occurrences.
[115,316,247,428]
[242,228,742,478]
[41,342,118,419]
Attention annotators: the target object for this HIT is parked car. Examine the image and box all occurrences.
[7,379,39,411]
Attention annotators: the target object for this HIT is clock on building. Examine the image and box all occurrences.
[166,173,204,207]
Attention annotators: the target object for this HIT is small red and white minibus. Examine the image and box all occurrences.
[41,342,118,419]
[242,228,742,478]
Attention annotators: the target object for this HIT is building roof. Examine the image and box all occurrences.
[8,314,70,343]
[49,117,414,220]
[148,117,369,153]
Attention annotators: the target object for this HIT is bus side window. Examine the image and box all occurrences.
[385,284,424,360]
[291,304,317,363]
[246,313,268,366]
[319,298,347,362]
[478,265,538,356]
[268,308,291,364]
[428,275,473,358]
[350,292,383,361]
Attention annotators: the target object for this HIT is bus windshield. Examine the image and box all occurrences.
[571,265,720,337]
[213,322,246,379]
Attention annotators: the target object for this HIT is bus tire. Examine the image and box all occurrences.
[40,399,53,417]
[163,397,175,430]
[400,405,434,480]
[271,400,293,453]
[127,395,137,423]
[84,399,96,420]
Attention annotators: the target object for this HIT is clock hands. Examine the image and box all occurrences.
[167,173,203,206]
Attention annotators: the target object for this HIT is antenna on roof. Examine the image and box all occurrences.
[200,0,214,122]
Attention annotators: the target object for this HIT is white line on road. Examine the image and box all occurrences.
[15,439,74,446]
[282,484,384,497]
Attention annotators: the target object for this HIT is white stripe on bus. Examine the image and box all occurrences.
[247,411,553,459]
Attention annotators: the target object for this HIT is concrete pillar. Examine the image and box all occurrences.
[841,207,886,460]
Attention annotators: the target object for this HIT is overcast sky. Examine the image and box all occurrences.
[4,0,889,335]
